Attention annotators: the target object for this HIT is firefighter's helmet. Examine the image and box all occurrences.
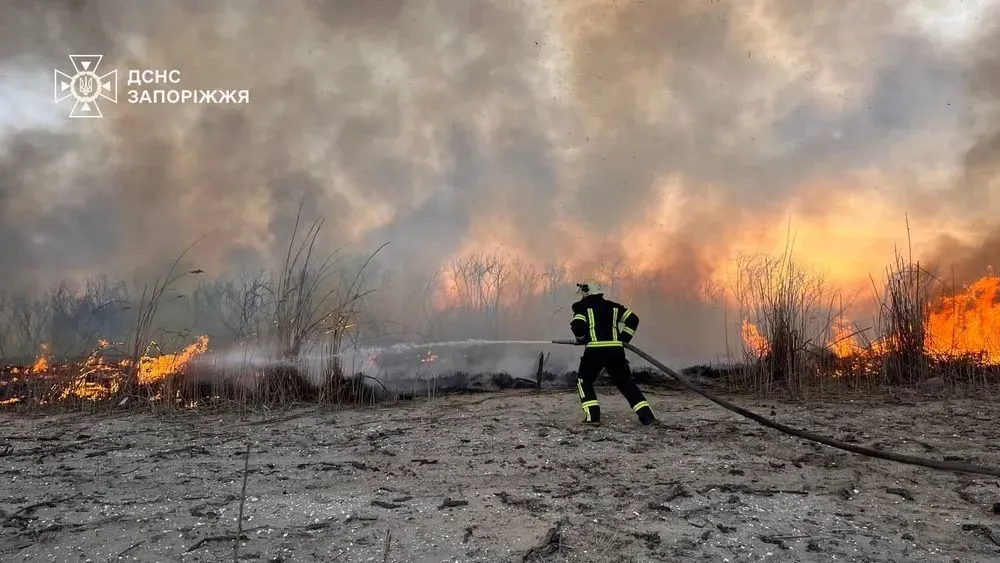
[576,280,604,297]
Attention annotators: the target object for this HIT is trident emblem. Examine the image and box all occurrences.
[54,55,118,119]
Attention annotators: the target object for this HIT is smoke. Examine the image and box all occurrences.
[925,1,1000,283]
[0,0,996,364]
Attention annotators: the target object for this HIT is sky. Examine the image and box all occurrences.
[0,0,998,363]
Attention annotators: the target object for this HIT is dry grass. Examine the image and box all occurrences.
[727,236,999,398]
[869,249,932,385]
[729,243,845,399]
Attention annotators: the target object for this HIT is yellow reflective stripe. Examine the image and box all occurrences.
[621,309,633,322]
[581,400,600,422]
[622,326,635,336]
[586,308,597,342]
[585,307,622,346]
[632,400,650,412]
[577,379,585,398]
[572,314,587,322]
[611,307,619,341]
[586,341,623,348]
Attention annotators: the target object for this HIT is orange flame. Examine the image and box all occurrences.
[828,319,860,357]
[926,275,1000,363]
[137,335,209,385]
[30,344,51,373]
[58,343,128,401]
[741,319,770,357]
[2,336,212,405]
[739,275,1000,366]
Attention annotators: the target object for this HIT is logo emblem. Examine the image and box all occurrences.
[54,55,118,119]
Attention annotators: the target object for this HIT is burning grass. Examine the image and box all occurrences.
[0,342,343,411]
[1,337,203,408]
[0,339,613,413]
[1,209,998,410]
[734,245,1000,397]
[0,205,395,413]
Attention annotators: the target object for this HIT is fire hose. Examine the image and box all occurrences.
[550,339,1000,479]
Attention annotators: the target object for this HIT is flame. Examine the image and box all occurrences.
[30,344,51,373]
[926,275,1000,363]
[421,351,438,363]
[0,336,212,406]
[137,335,210,385]
[740,319,770,357]
[828,319,860,358]
[739,275,1000,366]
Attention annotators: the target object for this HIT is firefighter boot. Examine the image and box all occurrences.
[633,402,656,426]
[580,404,601,426]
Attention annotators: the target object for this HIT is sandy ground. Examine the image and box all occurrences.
[2,386,1000,563]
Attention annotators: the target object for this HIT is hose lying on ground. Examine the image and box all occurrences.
[551,339,1000,479]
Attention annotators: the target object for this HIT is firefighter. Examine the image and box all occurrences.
[570,281,656,426]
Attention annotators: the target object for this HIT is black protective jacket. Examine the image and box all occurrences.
[570,294,639,348]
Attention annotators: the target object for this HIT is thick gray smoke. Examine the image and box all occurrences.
[0,0,996,367]
[926,3,1000,281]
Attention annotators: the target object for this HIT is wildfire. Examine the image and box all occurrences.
[421,351,438,363]
[1,335,211,406]
[738,274,1000,365]
[30,344,50,373]
[828,319,861,358]
[741,319,770,357]
[926,275,1000,363]
[137,335,210,385]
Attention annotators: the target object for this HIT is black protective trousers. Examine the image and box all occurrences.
[576,346,654,423]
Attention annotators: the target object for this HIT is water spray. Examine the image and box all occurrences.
[549,340,1000,479]
[300,339,567,360]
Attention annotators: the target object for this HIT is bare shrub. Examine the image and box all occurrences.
[4,293,51,362]
[594,252,632,299]
[268,205,384,359]
[415,269,453,342]
[46,277,131,358]
[866,249,934,385]
[222,269,270,340]
[444,250,511,339]
[864,248,999,391]
[731,247,842,399]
